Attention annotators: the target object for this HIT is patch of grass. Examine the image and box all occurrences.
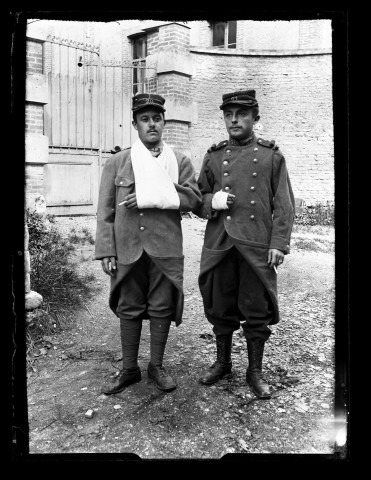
[26,209,97,359]
[67,226,95,245]
[295,202,334,226]
[292,239,321,252]
[292,224,333,236]
[291,223,334,253]
[82,227,95,245]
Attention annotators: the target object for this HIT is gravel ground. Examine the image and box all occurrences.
[25,215,344,460]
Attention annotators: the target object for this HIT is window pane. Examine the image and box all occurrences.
[228,21,237,48]
[132,38,147,95]
[212,23,226,47]
[133,37,147,59]
[133,39,139,59]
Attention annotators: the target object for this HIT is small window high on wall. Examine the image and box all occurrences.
[132,36,147,95]
[211,21,237,48]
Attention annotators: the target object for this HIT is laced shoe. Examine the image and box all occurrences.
[147,362,177,391]
[101,367,141,395]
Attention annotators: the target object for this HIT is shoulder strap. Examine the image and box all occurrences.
[207,140,229,153]
[257,138,279,151]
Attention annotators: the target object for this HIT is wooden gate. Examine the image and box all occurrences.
[43,38,157,215]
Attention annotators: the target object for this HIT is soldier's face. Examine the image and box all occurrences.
[133,108,165,147]
[223,106,257,140]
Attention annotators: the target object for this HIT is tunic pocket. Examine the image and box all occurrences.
[115,176,134,187]
[115,176,135,204]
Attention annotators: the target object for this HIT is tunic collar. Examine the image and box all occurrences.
[228,133,256,147]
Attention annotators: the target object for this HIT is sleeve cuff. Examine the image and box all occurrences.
[198,193,220,219]
[269,236,291,254]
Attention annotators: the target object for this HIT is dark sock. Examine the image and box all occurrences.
[119,318,143,370]
[149,316,172,366]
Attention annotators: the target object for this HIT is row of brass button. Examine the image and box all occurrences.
[223,145,260,222]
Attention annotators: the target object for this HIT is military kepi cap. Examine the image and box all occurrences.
[220,89,258,110]
[132,93,166,113]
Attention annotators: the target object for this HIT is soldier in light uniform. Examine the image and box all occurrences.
[95,93,202,394]
[196,89,295,399]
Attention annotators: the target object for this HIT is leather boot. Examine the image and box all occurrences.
[199,334,233,385]
[245,338,271,399]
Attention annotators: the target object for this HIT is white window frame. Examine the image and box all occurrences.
[210,21,237,49]
[132,35,147,95]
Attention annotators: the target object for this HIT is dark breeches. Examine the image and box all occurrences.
[115,251,175,369]
[204,247,273,340]
[115,251,176,320]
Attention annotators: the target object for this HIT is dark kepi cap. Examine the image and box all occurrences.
[220,89,258,110]
[132,93,166,113]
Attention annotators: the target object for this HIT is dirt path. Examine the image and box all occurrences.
[27,216,338,458]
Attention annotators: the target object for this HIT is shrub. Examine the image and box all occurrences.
[295,202,334,226]
[26,209,96,344]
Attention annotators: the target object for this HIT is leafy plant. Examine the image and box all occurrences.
[68,226,95,245]
[26,209,96,348]
[295,202,334,226]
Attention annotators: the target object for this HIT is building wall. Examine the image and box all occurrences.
[27,39,44,73]
[157,23,190,51]
[142,23,193,155]
[128,19,334,204]
[188,51,334,204]
[26,19,334,208]
[25,104,44,135]
[189,19,331,51]
[162,121,190,152]
[25,164,44,194]
[157,73,190,103]
[25,38,48,198]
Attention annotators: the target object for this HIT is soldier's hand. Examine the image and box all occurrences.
[226,194,236,206]
[268,249,284,269]
[123,193,137,209]
[101,257,117,276]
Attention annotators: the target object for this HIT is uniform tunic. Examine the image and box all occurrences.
[95,148,202,326]
[196,134,295,327]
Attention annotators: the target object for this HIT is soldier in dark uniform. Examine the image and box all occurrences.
[196,89,295,399]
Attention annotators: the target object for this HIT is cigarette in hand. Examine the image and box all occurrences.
[118,201,127,206]
[273,266,278,274]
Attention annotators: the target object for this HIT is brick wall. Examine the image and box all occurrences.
[188,52,334,205]
[26,40,43,74]
[157,23,190,51]
[147,31,159,54]
[25,104,44,135]
[238,21,301,50]
[196,22,211,47]
[190,20,331,52]
[146,24,192,156]
[163,121,190,152]
[298,20,332,50]
[157,73,190,102]
[25,164,44,194]
[26,33,48,200]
